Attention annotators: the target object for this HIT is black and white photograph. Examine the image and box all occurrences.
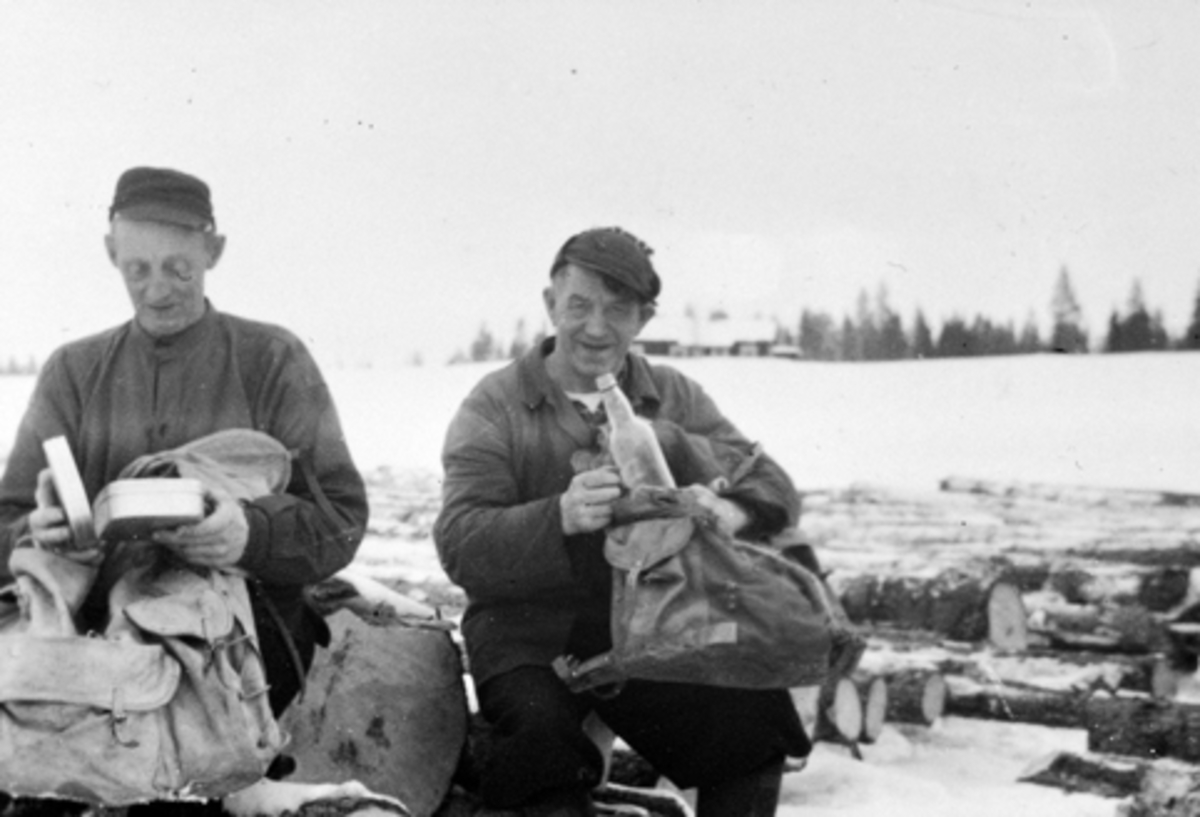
[1,3,1199,816]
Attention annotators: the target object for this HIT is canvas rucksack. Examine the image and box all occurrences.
[0,429,291,806]
[554,484,840,693]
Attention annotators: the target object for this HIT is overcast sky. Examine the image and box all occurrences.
[2,1,1197,369]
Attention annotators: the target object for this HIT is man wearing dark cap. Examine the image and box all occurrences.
[435,227,809,816]
[0,167,367,728]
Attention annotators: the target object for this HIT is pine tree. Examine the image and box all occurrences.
[1120,280,1152,352]
[936,316,972,357]
[911,310,935,359]
[799,309,837,360]
[1016,311,1041,354]
[855,289,880,360]
[469,323,497,362]
[1150,310,1170,350]
[840,316,860,362]
[1183,275,1200,350]
[1104,311,1124,353]
[508,318,530,359]
[874,284,908,360]
[1049,266,1088,353]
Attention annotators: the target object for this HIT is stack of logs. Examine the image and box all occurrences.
[796,476,1200,811]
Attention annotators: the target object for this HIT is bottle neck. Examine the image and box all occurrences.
[598,382,638,426]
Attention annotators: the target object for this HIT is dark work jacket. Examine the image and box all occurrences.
[434,338,799,686]
[0,303,368,625]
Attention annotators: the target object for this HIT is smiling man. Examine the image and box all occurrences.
[0,166,367,728]
[435,227,809,817]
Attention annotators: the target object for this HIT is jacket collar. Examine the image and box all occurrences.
[517,336,663,415]
[128,299,219,361]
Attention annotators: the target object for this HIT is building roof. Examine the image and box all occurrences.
[639,315,778,348]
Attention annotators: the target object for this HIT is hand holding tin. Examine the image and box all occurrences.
[153,488,248,569]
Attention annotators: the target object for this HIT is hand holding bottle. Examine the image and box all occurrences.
[560,465,623,535]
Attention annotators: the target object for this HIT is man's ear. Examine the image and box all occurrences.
[104,233,117,266]
[206,234,227,269]
[637,303,656,333]
[542,285,556,319]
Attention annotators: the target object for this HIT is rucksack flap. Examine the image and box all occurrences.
[119,428,293,501]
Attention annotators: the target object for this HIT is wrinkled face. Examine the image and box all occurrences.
[543,264,652,392]
[106,219,223,338]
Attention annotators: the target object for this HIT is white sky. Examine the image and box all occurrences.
[1,0,1198,369]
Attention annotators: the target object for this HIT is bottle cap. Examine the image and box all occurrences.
[595,373,618,391]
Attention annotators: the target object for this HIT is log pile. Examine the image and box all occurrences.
[796,476,1200,771]
[1018,749,1200,816]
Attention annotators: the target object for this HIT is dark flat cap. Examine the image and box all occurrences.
[551,227,661,304]
[109,167,215,231]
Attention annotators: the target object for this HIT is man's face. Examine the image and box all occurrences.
[106,219,222,338]
[543,264,652,392]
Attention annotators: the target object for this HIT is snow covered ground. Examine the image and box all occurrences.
[2,350,1197,816]
[319,351,1200,495]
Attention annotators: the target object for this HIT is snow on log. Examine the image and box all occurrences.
[1086,695,1200,763]
[852,671,888,744]
[854,620,1180,709]
[1017,750,1145,798]
[306,567,453,630]
[1024,589,1173,655]
[942,674,1090,729]
[1019,647,1179,700]
[1047,561,1190,612]
[1021,750,1200,816]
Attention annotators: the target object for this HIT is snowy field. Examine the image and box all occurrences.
[319,351,1200,496]
[2,351,1198,817]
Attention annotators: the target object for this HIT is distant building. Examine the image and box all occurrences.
[634,315,781,358]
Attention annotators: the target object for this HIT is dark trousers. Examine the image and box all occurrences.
[249,587,328,717]
[474,665,810,809]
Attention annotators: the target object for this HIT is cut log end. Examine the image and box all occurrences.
[817,676,863,745]
[856,674,889,744]
[986,581,1028,652]
[883,668,946,727]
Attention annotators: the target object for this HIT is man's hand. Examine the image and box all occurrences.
[29,468,103,563]
[682,481,751,538]
[560,465,623,536]
[155,489,249,568]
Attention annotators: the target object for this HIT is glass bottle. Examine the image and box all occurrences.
[596,372,675,488]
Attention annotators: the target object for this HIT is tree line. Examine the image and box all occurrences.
[451,265,1200,364]
[0,356,38,376]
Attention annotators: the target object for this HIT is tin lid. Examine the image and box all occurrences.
[42,436,96,547]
